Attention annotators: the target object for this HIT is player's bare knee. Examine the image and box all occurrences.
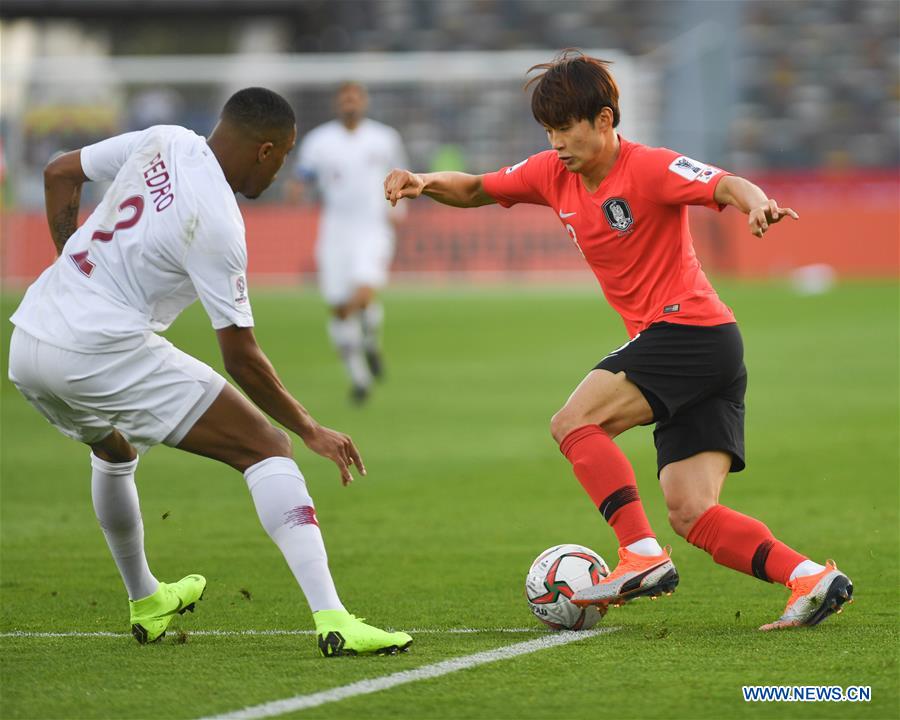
[551,406,618,445]
[225,426,293,472]
[90,432,138,463]
[550,408,579,445]
[273,427,293,457]
[666,497,714,538]
[255,426,293,462]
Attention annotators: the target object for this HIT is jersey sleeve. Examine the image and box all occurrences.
[480,153,552,208]
[293,132,318,181]
[80,130,148,182]
[184,216,254,330]
[632,147,730,210]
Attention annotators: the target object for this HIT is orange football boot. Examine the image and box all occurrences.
[572,546,678,607]
[759,560,853,631]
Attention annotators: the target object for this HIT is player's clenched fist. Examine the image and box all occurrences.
[384,169,425,206]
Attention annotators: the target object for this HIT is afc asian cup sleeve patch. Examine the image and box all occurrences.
[505,158,529,174]
[231,273,249,307]
[668,155,722,183]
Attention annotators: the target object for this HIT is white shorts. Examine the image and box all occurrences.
[316,228,394,306]
[7,327,226,454]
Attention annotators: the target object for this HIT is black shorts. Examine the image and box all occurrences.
[595,322,747,474]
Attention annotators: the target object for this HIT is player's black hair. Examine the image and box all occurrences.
[221,87,296,142]
[526,49,620,129]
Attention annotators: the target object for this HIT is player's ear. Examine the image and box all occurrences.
[594,108,613,132]
[257,142,274,163]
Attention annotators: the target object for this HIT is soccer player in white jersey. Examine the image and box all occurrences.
[286,82,408,404]
[8,87,412,657]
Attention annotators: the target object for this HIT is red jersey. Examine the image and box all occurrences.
[481,137,736,338]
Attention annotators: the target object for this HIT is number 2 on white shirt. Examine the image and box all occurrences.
[69,195,145,277]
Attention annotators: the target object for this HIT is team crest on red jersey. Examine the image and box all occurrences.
[602,197,633,232]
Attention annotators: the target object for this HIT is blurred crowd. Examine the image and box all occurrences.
[3,0,898,209]
[732,0,899,170]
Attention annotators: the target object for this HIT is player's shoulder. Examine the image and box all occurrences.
[499,149,555,173]
[619,138,682,176]
[621,137,671,162]
[623,139,723,182]
[362,118,400,138]
[523,149,568,185]
[142,124,199,146]
[136,125,206,164]
[303,120,341,143]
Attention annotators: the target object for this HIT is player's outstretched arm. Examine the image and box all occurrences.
[216,325,365,486]
[714,174,799,238]
[384,169,496,208]
[44,150,89,254]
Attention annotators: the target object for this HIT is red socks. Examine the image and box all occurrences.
[559,425,806,587]
[687,504,807,586]
[560,424,655,547]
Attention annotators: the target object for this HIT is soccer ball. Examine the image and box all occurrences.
[525,544,610,630]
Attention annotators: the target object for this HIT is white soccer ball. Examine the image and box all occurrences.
[525,544,610,630]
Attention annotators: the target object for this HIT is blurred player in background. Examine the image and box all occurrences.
[385,51,853,631]
[8,87,411,656]
[286,82,408,404]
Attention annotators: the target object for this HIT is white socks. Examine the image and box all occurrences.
[244,457,344,612]
[360,302,384,354]
[90,453,159,601]
[328,315,371,390]
[626,537,665,557]
[789,559,827,580]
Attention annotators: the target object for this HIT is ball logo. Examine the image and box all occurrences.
[602,197,634,232]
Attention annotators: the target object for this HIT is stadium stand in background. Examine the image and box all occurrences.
[1,0,897,283]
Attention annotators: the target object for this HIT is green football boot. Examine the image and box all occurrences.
[129,574,207,644]
[313,609,412,657]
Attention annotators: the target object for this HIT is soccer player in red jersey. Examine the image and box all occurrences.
[384,51,853,630]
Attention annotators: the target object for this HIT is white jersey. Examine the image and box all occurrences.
[11,125,253,352]
[295,118,406,232]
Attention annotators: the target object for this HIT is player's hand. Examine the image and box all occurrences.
[302,425,366,486]
[748,199,799,237]
[384,169,425,206]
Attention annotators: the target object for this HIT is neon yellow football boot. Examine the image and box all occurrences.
[314,609,412,657]
[129,574,207,644]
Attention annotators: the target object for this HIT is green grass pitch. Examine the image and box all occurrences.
[1,281,897,719]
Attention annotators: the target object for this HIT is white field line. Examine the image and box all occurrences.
[197,627,617,720]
[0,627,550,639]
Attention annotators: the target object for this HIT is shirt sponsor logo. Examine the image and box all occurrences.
[602,197,634,232]
[231,273,249,306]
[505,158,528,174]
[668,155,721,183]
